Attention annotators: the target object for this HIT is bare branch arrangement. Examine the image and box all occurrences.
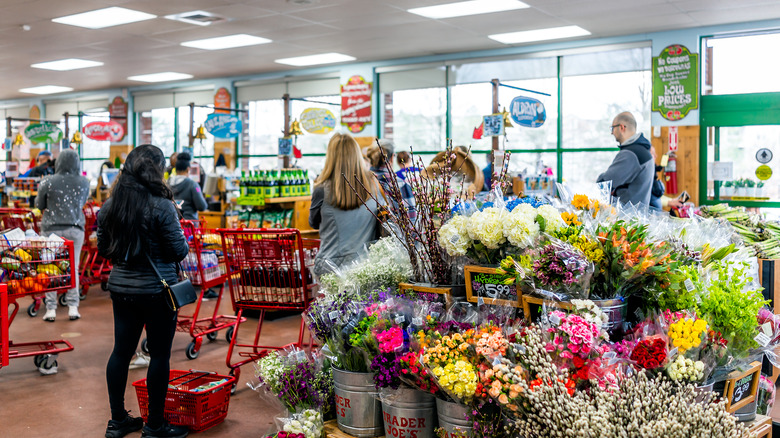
[344,140,512,285]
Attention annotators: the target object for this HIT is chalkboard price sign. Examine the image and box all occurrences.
[723,361,761,412]
[464,265,520,308]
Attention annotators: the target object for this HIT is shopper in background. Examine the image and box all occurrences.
[29,150,55,177]
[367,139,417,223]
[35,149,90,325]
[168,152,207,221]
[310,133,381,278]
[597,112,655,206]
[482,151,493,191]
[164,152,177,178]
[98,144,190,438]
[395,150,420,180]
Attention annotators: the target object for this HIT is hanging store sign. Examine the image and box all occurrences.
[214,87,231,114]
[756,148,773,164]
[756,165,773,181]
[652,44,699,121]
[204,113,242,138]
[300,108,336,134]
[84,121,124,142]
[483,114,505,137]
[341,75,372,133]
[278,137,292,156]
[509,96,546,128]
[24,123,62,145]
[109,96,128,142]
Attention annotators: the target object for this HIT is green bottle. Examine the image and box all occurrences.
[281,170,290,197]
[239,171,247,197]
[303,170,311,196]
[271,170,280,198]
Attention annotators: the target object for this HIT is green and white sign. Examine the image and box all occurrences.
[24,123,63,145]
[652,45,699,121]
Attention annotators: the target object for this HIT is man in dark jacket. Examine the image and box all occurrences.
[35,149,90,323]
[167,152,207,221]
[597,112,654,206]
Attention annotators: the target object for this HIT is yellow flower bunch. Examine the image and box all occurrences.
[669,317,707,352]
[421,331,474,367]
[432,360,478,400]
[571,194,602,218]
[561,211,581,226]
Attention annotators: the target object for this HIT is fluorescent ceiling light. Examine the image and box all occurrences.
[31,58,103,71]
[52,7,156,29]
[181,34,271,50]
[127,72,193,83]
[408,0,529,19]
[19,85,74,95]
[489,25,591,44]
[275,52,355,66]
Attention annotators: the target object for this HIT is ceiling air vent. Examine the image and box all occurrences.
[165,11,227,26]
[287,0,321,4]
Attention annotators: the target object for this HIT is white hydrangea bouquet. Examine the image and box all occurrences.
[438,203,565,265]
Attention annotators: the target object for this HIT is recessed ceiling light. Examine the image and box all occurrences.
[275,52,355,66]
[408,0,529,19]
[165,11,226,26]
[489,25,591,44]
[31,58,103,71]
[19,85,74,95]
[127,72,193,83]
[181,34,271,50]
[52,7,156,29]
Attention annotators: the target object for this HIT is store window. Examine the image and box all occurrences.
[703,31,780,95]
[450,57,558,151]
[178,105,216,171]
[561,47,652,150]
[379,66,447,151]
[138,108,176,158]
[245,99,285,157]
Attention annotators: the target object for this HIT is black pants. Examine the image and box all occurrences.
[106,292,177,428]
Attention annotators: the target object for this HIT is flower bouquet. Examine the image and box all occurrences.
[629,336,668,372]
[272,409,323,438]
[541,307,606,381]
[531,238,594,300]
[420,329,479,405]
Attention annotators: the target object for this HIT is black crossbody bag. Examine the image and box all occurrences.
[144,253,197,311]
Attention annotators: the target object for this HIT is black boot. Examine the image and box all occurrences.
[105,412,143,438]
[141,422,189,438]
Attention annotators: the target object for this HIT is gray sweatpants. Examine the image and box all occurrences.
[42,227,84,310]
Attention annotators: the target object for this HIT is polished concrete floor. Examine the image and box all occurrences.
[0,285,304,437]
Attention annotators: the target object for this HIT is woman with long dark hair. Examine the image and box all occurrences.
[98,145,190,438]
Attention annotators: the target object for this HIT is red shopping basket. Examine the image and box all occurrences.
[133,370,235,432]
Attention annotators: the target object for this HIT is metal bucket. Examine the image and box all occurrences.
[592,298,627,333]
[734,400,757,422]
[693,381,715,403]
[381,385,438,438]
[332,367,384,437]
[436,399,473,437]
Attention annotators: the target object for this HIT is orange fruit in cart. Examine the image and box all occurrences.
[22,276,36,292]
[35,272,49,286]
[7,279,20,294]
[31,282,44,293]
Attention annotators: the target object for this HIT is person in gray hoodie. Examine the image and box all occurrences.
[597,112,655,206]
[167,152,207,221]
[35,148,90,322]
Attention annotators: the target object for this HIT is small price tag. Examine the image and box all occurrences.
[549,314,561,325]
[684,278,695,292]
[328,311,339,321]
[395,314,405,324]
[431,312,440,319]
[412,317,423,326]
[761,321,773,337]
[668,347,678,361]
[449,234,460,244]
[755,331,771,347]
[295,350,306,362]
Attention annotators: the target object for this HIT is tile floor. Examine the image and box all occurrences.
[0,285,303,437]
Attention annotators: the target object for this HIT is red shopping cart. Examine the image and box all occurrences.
[169,220,244,360]
[217,228,319,389]
[78,202,111,296]
[0,236,76,373]
[0,208,39,234]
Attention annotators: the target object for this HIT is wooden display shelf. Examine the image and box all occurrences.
[264,196,312,204]
[744,414,772,438]
[323,420,384,438]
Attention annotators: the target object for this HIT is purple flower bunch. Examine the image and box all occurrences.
[435,320,474,335]
[371,353,402,389]
[611,339,638,360]
[276,361,332,412]
[533,244,589,290]
[306,298,350,343]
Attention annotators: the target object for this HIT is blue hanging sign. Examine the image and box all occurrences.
[509,96,546,128]
[204,113,242,138]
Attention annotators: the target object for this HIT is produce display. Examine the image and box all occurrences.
[700,203,780,259]
[256,178,779,437]
[0,228,74,295]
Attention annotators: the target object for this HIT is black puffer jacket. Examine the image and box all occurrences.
[97,196,189,295]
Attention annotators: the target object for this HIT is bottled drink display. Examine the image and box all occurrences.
[237,169,311,199]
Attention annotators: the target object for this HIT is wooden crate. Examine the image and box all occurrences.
[323,420,384,438]
[744,414,772,438]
